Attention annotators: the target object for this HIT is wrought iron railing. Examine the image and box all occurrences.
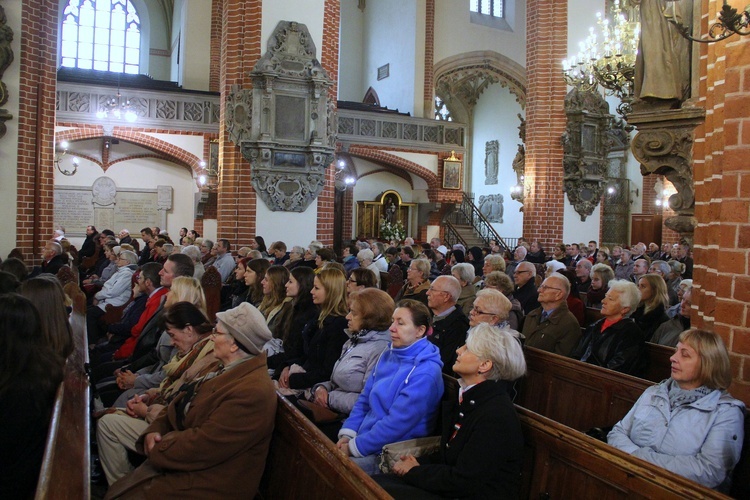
[445,192,511,254]
[442,220,467,249]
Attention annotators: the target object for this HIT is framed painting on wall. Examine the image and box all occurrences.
[443,152,462,190]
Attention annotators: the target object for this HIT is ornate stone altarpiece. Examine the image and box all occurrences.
[562,88,614,221]
[225,21,336,212]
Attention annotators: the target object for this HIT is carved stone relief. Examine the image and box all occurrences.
[478,194,504,223]
[562,88,613,221]
[225,21,336,212]
[0,5,13,138]
[511,114,526,211]
[484,140,499,185]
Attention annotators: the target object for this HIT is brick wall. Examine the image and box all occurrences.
[217,0,261,247]
[523,0,567,251]
[209,0,223,92]
[423,0,435,118]
[316,0,340,246]
[17,1,58,259]
[692,0,750,403]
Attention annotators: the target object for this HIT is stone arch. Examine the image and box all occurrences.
[357,169,414,190]
[347,145,439,192]
[433,51,527,122]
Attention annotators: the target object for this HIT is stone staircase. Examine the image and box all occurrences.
[450,224,486,248]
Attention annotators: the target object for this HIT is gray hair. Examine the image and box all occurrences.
[484,254,506,273]
[576,259,593,272]
[163,243,174,255]
[356,241,371,251]
[517,261,536,276]
[607,279,641,316]
[514,246,528,259]
[357,249,374,264]
[546,273,570,298]
[181,245,202,263]
[203,239,214,250]
[649,260,671,277]
[465,324,526,381]
[668,259,685,276]
[308,243,323,257]
[475,288,511,321]
[410,258,431,280]
[119,250,138,266]
[47,241,63,256]
[248,250,263,260]
[451,262,475,285]
[290,245,305,256]
[434,275,461,303]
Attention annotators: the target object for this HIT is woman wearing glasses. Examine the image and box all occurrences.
[394,258,431,307]
[107,302,276,498]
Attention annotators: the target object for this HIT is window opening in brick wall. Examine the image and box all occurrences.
[60,0,141,74]
[470,0,503,18]
[435,96,452,121]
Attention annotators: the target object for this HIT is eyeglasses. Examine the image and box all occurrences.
[470,307,496,316]
[428,287,449,294]
[347,278,359,284]
[211,327,230,337]
[537,284,563,292]
[513,270,530,275]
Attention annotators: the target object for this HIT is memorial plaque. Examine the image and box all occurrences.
[54,188,95,236]
[95,208,115,231]
[114,191,159,230]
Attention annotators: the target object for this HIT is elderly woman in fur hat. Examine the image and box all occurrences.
[105,303,277,500]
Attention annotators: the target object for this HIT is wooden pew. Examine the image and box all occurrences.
[643,341,675,383]
[517,406,728,499]
[517,346,652,432]
[259,394,390,499]
[35,311,90,500]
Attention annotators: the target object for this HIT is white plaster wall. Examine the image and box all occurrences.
[178,0,212,91]
[433,0,526,68]
[563,202,601,244]
[255,200,319,249]
[53,157,198,249]
[170,0,183,83]
[262,0,325,55]
[384,151,439,176]
[360,0,418,115]
[471,84,524,240]
[0,1,21,258]
[339,0,364,101]
[142,0,170,80]
[567,0,606,59]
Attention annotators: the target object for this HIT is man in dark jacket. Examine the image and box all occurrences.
[512,261,540,315]
[39,241,68,276]
[426,275,470,376]
[571,279,646,377]
[523,274,581,356]
[78,225,99,263]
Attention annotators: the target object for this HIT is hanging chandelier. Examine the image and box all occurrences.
[96,84,137,123]
[562,0,640,117]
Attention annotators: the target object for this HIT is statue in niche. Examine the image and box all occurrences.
[478,194,504,223]
[632,0,692,108]
[484,140,499,185]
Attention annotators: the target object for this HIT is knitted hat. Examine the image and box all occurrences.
[545,260,566,273]
[215,302,272,355]
[435,245,449,258]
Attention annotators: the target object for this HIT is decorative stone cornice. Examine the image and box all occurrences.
[628,106,705,239]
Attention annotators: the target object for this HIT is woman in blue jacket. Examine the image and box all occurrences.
[337,299,444,476]
[608,329,745,492]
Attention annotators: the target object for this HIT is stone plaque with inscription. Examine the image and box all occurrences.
[55,188,95,236]
[114,192,159,230]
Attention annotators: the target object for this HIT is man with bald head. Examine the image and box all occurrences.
[631,258,650,283]
[426,275,470,375]
[522,273,581,355]
[575,259,593,292]
[513,261,540,315]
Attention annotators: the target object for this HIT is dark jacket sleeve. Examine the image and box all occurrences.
[403,395,522,498]
[107,294,148,339]
[289,315,348,389]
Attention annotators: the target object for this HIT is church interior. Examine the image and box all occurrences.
[3,0,750,497]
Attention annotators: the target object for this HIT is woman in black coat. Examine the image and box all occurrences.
[375,324,527,499]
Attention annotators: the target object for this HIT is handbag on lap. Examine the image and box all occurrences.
[378,436,441,474]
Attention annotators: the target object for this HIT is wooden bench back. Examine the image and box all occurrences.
[259,394,390,499]
[35,312,90,500]
[517,346,652,432]
[643,341,675,383]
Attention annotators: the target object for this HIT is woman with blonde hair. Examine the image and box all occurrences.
[633,274,670,341]
[277,268,348,392]
[609,329,745,492]
[259,265,293,353]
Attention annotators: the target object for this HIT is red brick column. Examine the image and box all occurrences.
[209,0,223,92]
[423,0,435,117]
[17,1,58,259]
[692,0,750,403]
[523,0,567,250]
[316,0,340,245]
[217,0,261,246]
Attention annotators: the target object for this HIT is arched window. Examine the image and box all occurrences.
[60,0,141,74]
[435,96,452,121]
[470,0,503,18]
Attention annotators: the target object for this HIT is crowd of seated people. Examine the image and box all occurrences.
[2,226,743,498]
